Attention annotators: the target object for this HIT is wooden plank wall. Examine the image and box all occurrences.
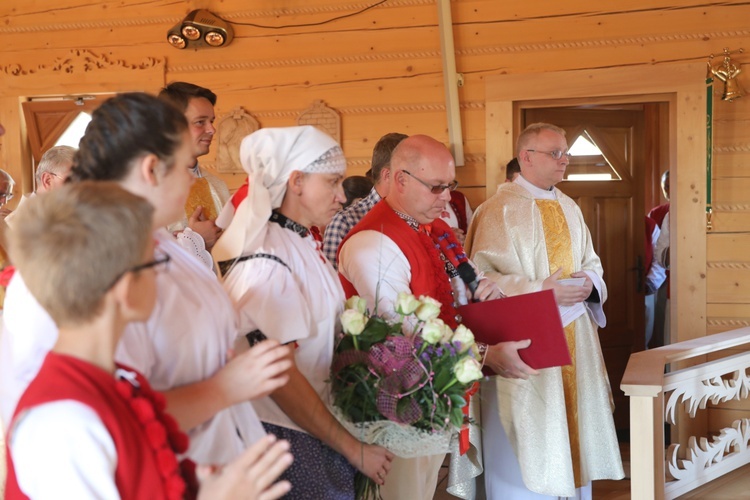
[1,0,750,436]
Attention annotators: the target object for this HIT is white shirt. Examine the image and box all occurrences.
[222,222,344,432]
[0,229,265,464]
[11,401,119,500]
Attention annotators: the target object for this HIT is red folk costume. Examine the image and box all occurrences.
[5,352,195,500]
[338,199,460,328]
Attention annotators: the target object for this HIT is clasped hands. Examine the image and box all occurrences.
[542,268,593,307]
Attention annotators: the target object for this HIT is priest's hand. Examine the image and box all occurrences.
[570,271,594,297]
[471,277,504,302]
[484,340,539,380]
[542,268,590,306]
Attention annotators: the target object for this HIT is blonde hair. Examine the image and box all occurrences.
[516,122,566,157]
[8,182,153,326]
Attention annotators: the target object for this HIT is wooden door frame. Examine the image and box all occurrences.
[485,63,706,351]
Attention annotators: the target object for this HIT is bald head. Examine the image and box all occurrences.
[387,135,456,224]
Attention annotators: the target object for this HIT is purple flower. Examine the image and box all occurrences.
[436,348,443,356]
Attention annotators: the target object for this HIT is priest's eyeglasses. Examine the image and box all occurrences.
[106,254,171,290]
[402,170,459,194]
[526,149,572,160]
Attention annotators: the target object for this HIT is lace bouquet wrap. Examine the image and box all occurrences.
[330,294,484,460]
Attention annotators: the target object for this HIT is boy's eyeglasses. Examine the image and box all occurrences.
[106,254,171,290]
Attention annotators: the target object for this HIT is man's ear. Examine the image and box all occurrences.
[381,167,391,182]
[40,172,54,190]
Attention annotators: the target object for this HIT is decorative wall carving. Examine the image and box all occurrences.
[297,100,341,143]
[1,49,161,77]
[215,107,261,174]
[0,49,165,96]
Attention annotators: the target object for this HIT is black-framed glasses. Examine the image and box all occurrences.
[106,254,171,290]
[526,149,571,160]
[402,170,459,194]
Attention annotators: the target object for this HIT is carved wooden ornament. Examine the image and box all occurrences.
[297,100,341,144]
[215,107,261,173]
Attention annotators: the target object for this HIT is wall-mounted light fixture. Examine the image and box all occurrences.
[167,10,234,50]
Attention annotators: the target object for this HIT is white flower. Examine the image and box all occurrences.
[451,325,475,353]
[421,319,446,345]
[395,292,421,315]
[415,295,442,321]
[454,357,483,384]
[345,296,367,314]
[340,309,367,336]
[439,323,455,344]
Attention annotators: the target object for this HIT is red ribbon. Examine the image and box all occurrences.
[0,265,15,288]
[459,381,480,455]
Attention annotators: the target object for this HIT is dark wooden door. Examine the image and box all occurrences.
[524,106,646,433]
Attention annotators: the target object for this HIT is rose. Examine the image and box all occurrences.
[439,323,454,344]
[454,356,483,384]
[340,309,367,336]
[415,295,441,321]
[395,292,420,316]
[345,295,367,314]
[421,319,446,345]
[451,324,475,353]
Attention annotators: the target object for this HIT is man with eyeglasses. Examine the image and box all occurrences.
[6,146,75,228]
[465,122,624,498]
[338,134,510,500]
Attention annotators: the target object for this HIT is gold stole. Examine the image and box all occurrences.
[184,177,217,220]
[535,199,583,488]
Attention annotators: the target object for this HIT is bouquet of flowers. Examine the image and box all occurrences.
[330,292,484,498]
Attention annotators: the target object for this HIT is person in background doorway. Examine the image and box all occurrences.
[648,169,670,348]
[644,216,666,348]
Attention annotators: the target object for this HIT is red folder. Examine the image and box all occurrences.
[457,289,571,374]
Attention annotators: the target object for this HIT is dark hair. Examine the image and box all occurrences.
[342,175,374,208]
[70,93,187,183]
[367,132,408,183]
[158,81,217,112]
[506,157,521,181]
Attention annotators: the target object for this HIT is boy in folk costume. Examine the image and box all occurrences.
[4,182,293,499]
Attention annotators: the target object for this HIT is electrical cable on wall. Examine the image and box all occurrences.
[230,0,388,29]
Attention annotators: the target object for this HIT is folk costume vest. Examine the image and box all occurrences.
[338,200,459,328]
[6,353,193,500]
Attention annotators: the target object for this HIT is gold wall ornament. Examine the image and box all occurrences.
[215,107,260,174]
[709,48,745,102]
[297,100,341,144]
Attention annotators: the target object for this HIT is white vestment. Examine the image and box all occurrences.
[0,229,265,464]
[465,176,624,498]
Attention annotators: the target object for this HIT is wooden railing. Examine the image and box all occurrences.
[621,327,750,499]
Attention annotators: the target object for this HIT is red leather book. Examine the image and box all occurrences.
[457,289,572,374]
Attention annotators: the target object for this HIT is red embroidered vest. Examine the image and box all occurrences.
[338,200,458,327]
[5,353,181,500]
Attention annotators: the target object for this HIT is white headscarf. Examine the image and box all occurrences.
[212,126,345,265]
